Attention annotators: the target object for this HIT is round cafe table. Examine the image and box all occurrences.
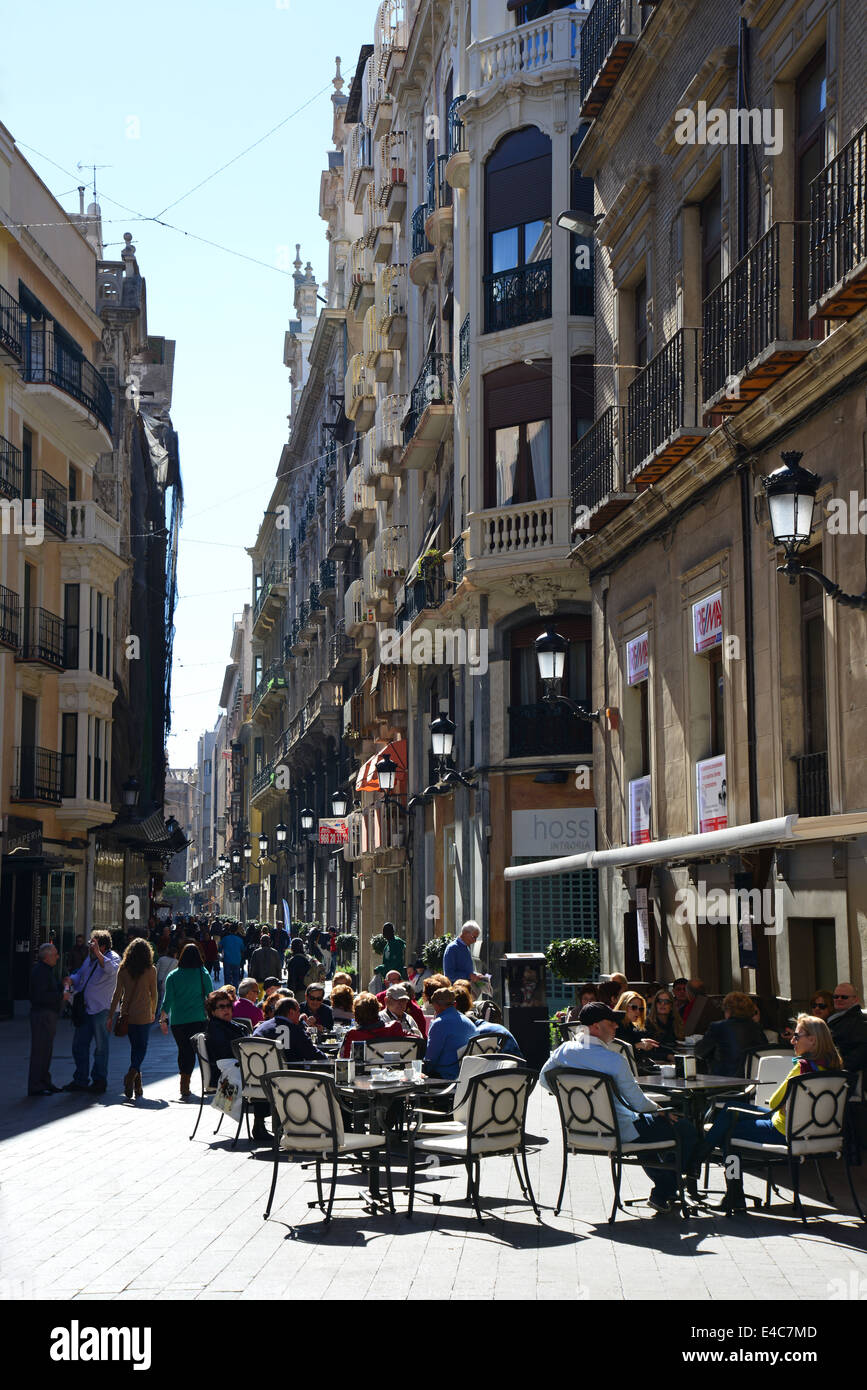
[639,1073,753,1130]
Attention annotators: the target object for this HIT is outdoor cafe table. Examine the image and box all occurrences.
[335,1074,454,1202]
[638,1073,753,1130]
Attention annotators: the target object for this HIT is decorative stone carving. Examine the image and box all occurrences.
[509,575,566,615]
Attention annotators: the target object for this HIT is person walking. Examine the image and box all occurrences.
[62,931,121,1095]
[28,943,63,1096]
[221,924,245,989]
[248,932,282,984]
[155,944,178,1019]
[201,928,221,983]
[379,921,406,979]
[107,938,158,1099]
[158,943,214,1099]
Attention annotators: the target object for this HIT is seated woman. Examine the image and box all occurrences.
[752,998,782,1045]
[565,983,599,1023]
[700,1015,843,1207]
[808,990,834,1024]
[340,991,408,1058]
[694,991,766,1077]
[614,991,659,1068]
[419,973,451,1018]
[204,989,250,1071]
[644,988,684,1061]
[330,983,355,1024]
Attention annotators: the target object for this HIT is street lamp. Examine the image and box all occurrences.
[556,209,599,237]
[165,814,179,838]
[760,450,867,608]
[535,628,601,722]
[430,712,455,760]
[122,776,140,810]
[243,840,252,861]
[331,789,349,818]
[375,754,397,794]
[300,806,315,833]
[258,831,269,857]
[231,847,241,869]
[275,822,288,847]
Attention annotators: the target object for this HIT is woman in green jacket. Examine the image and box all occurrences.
[159,943,214,1098]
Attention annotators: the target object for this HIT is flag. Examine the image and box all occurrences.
[282,898,291,938]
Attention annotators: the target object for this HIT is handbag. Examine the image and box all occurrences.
[114,1014,130,1037]
[211,1060,243,1120]
[71,961,99,1028]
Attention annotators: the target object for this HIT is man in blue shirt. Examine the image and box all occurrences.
[62,931,121,1095]
[540,1002,698,1212]
[423,988,478,1080]
[443,924,483,985]
[221,927,245,988]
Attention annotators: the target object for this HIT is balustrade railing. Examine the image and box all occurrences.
[810,121,867,307]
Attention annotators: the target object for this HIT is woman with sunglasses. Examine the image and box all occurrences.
[204,989,249,1071]
[645,989,685,1061]
[809,990,834,1022]
[614,991,660,1068]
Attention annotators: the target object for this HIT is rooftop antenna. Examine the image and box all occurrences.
[76,162,112,203]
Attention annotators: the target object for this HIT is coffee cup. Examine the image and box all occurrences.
[660,1064,676,1079]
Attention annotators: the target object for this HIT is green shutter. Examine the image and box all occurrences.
[511,860,599,1011]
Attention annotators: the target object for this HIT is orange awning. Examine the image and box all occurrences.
[355,738,407,792]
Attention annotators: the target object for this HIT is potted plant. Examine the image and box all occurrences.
[418,548,443,577]
[420,933,453,973]
[336,932,357,965]
[545,938,600,1008]
[370,933,387,957]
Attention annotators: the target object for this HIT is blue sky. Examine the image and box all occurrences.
[1,0,377,767]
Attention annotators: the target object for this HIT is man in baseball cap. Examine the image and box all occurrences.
[379,981,424,1038]
[540,1000,698,1213]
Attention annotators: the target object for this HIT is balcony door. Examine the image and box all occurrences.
[484,361,552,508]
[485,126,552,333]
[20,694,37,799]
[795,48,827,338]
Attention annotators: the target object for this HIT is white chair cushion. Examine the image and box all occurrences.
[567,1136,677,1154]
[412,1132,518,1157]
[279,1132,387,1154]
[242,1085,264,1099]
[414,1120,467,1137]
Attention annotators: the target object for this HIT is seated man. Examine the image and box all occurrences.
[340,992,406,1058]
[302,984,333,1033]
[829,983,867,1081]
[378,980,427,1038]
[253,996,328,1064]
[379,983,424,1040]
[233,978,263,1027]
[540,1002,698,1213]
[423,987,478,1080]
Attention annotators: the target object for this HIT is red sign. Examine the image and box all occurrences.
[626,632,649,685]
[692,590,723,653]
[318,818,349,845]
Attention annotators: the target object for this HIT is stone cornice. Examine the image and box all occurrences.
[657,47,738,155]
[596,166,657,254]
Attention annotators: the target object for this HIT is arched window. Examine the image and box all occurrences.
[484,127,552,333]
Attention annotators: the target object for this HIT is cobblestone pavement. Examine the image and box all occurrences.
[1,1015,866,1302]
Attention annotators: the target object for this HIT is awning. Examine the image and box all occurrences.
[355,739,407,792]
[503,812,867,882]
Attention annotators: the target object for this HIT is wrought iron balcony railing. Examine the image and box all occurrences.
[0,284,24,360]
[579,0,649,117]
[400,570,445,628]
[319,558,336,591]
[571,406,621,517]
[426,155,453,216]
[0,584,20,649]
[484,259,552,334]
[452,534,466,587]
[18,607,65,667]
[411,204,433,259]
[793,750,829,818]
[448,95,467,156]
[0,434,22,499]
[509,703,593,758]
[404,350,453,446]
[703,224,783,402]
[23,325,113,433]
[626,327,702,481]
[810,119,867,312]
[251,760,277,800]
[459,314,470,380]
[12,746,62,803]
[33,469,68,535]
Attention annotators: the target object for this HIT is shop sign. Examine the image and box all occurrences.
[318,817,349,846]
[4,818,43,858]
[626,632,649,685]
[628,777,651,845]
[511,809,596,857]
[692,590,723,653]
[696,754,727,832]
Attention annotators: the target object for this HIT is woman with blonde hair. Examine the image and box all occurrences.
[700,1015,843,1206]
[695,990,766,1077]
[614,990,659,1057]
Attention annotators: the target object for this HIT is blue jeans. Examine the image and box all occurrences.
[72,1009,110,1085]
[702,1101,787,1156]
[632,1112,699,1200]
[224,962,242,988]
[127,1023,151,1073]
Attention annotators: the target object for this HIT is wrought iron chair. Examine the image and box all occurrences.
[545,1066,688,1224]
[364,1036,424,1064]
[260,1068,393,1224]
[230,1037,286,1148]
[458,1032,504,1059]
[406,1065,540,1223]
[606,1037,639,1078]
[190,1033,226,1141]
[409,1055,521,1137]
[722,1071,864,1223]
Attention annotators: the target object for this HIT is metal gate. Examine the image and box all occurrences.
[511,859,599,1012]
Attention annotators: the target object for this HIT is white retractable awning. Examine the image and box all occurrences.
[503,812,867,882]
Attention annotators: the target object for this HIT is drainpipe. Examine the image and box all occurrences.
[737,450,759,826]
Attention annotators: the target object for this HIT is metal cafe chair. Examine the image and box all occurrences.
[606,1036,639,1078]
[458,1032,504,1058]
[721,1071,864,1223]
[363,1036,424,1064]
[545,1066,688,1224]
[230,1037,286,1148]
[744,1048,794,1107]
[406,1066,540,1223]
[190,1033,227,1141]
[260,1069,394,1225]
[409,1054,521,1137]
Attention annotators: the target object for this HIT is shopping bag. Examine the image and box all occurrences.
[211,1059,243,1121]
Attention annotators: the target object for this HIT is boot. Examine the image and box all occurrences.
[123,1068,136,1099]
[180,1072,191,1099]
[133,1072,143,1098]
[251,1118,271,1143]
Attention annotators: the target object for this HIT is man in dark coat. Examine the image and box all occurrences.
[28,944,64,1096]
[829,983,867,1080]
[248,933,283,984]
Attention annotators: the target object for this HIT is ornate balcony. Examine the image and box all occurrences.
[362,430,393,502]
[579,0,651,120]
[330,618,357,680]
[377,263,407,351]
[468,499,573,573]
[703,223,814,415]
[375,393,408,473]
[459,314,470,382]
[484,259,551,334]
[0,284,24,362]
[22,325,113,446]
[445,96,469,191]
[627,327,708,487]
[319,558,337,605]
[363,305,393,383]
[374,524,407,588]
[348,239,375,319]
[0,434,22,500]
[471,9,583,91]
[452,533,466,588]
[327,485,354,562]
[363,549,392,621]
[345,353,377,432]
[401,350,453,470]
[345,578,375,637]
[374,0,409,87]
[344,464,376,537]
[250,661,287,719]
[0,584,20,650]
[379,129,408,223]
[810,120,867,321]
[348,124,374,212]
[11,746,62,804]
[250,759,280,804]
[252,561,291,636]
[396,568,445,632]
[409,205,436,288]
[33,469,68,536]
[424,156,453,248]
[365,183,393,266]
[366,72,392,143]
[570,405,634,539]
[16,607,65,667]
[67,499,122,558]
